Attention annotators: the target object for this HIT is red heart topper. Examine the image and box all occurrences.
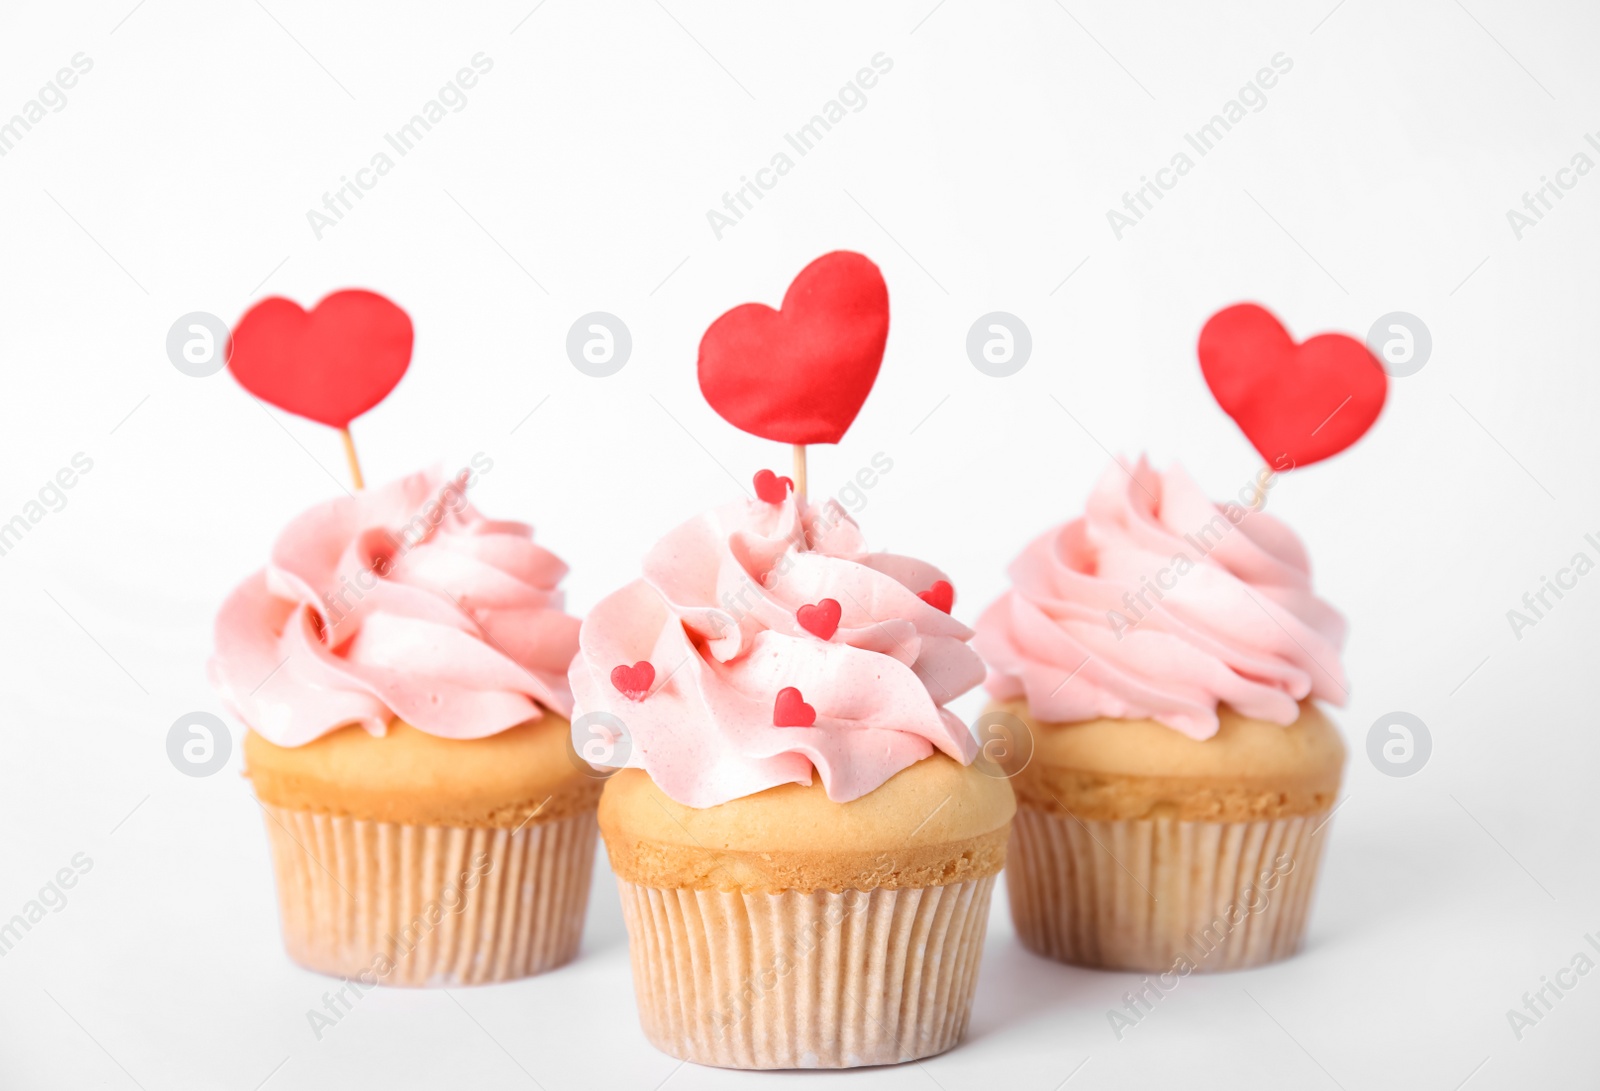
[228,290,413,428]
[698,251,889,445]
[1198,303,1387,469]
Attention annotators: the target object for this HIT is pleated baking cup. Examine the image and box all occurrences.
[1006,805,1331,972]
[615,876,996,1069]
[258,803,598,986]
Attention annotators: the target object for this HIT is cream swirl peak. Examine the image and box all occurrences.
[569,494,983,808]
[975,457,1347,739]
[210,466,579,746]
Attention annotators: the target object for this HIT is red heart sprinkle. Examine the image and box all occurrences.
[919,580,954,613]
[752,469,793,504]
[610,661,655,701]
[773,687,816,727]
[796,599,842,641]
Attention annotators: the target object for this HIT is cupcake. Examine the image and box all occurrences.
[210,467,600,986]
[974,457,1346,973]
[570,489,1015,1068]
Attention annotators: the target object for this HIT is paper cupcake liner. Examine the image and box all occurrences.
[258,803,598,986]
[615,876,996,1069]
[1006,806,1330,972]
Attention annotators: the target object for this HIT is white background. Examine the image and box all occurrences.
[1,0,1597,1088]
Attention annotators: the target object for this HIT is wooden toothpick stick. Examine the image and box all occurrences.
[793,444,807,502]
[340,426,365,490]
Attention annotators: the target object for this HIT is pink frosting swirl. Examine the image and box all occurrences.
[210,468,579,746]
[975,458,1347,739]
[569,495,982,807]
